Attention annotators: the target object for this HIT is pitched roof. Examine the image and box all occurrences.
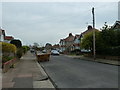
[5,36,14,40]
[74,34,80,40]
[60,39,64,42]
[116,21,120,24]
[60,33,75,42]
[112,21,120,29]
[64,33,74,42]
[52,44,60,48]
[0,29,5,36]
[82,26,99,36]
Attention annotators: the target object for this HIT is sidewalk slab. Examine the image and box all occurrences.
[33,80,55,88]
[13,77,33,88]
[2,82,15,88]
[2,51,55,89]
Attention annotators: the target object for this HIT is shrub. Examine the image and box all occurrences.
[2,56,14,63]
[10,39,22,48]
[22,46,30,54]
[1,42,17,53]
[16,48,23,58]
[1,42,17,67]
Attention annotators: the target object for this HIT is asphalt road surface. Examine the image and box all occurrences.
[40,55,118,88]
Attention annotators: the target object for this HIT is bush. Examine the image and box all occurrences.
[1,42,17,53]
[22,46,30,54]
[2,56,14,63]
[16,48,23,58]
[71,49,81,55]
[1,42,16,63]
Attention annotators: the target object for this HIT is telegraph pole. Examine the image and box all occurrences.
[92,7,96,60]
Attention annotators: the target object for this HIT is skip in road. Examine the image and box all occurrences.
[40,55,118,88]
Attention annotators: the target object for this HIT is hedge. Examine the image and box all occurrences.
[1,42,17,67]
[1,42,17,53]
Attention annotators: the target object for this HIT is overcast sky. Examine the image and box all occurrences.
[1,1,119,46]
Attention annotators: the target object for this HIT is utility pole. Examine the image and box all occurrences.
[92,7,96,60]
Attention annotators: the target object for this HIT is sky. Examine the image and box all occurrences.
[0,0,119,46]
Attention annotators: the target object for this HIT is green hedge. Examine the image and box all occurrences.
[97,46,120,56]
[1,42,17,53]
[22,46,30,54]
[16,48,23,58]
[1,42,17,63]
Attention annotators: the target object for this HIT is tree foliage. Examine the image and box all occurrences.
[22,46,30,54]
[81,30,100,52]
[81,23,120,56]
[10,39,22,48]
[16,48,23,58]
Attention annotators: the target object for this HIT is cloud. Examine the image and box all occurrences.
[2,2,118,45]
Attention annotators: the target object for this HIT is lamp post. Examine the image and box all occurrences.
[92,7,96,60]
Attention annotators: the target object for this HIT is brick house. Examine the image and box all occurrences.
[4,36,14,43]
[80,25,100,52]
[0,29,14,43]
[59,39,66,52]
[59,26,100,53]
[52,44,60,50]
[112,21,120,30]
[59,33,75,53]
[73,34,81,50]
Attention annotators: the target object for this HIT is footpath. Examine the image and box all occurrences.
[66,55,119,66]
[2,51,55,89]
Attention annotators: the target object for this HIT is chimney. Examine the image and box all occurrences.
[88,25,92,30]
[69,33,72,37]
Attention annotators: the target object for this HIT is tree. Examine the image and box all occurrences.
[10,39,22,48]
[22,46,30,54]
[81,30,100,53]
[81,22,120,56]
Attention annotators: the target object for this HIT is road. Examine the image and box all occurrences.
[40,55,118,88]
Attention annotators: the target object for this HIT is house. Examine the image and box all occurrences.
[80,25,99,40]
[60,33,75,53]
[59,39,66,52]
[80,25,100,52]
[59,26,100,53]
[112,21,120,30]
[4,36,14,43]
[81,25,93,36]
[73,34,81,50]
[0,29,14,43]
[0,29,5,42]
[45,43,52,53]
[52,44,60,51]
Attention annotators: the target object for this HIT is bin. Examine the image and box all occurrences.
[36,53,50,62]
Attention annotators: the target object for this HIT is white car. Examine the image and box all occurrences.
[51,50,60,55]
[42,50,47,53]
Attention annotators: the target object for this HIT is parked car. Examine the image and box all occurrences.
[30,49,35,53]
[42,50,47,53]
[81,49,91,53]
[51,50,60,55]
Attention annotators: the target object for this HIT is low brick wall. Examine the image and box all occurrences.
[3,58,16,73]
[96,55,120,61]
[83,54,120,61]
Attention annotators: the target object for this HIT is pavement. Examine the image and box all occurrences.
[65,55,119,66]
[2,51,55,89]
